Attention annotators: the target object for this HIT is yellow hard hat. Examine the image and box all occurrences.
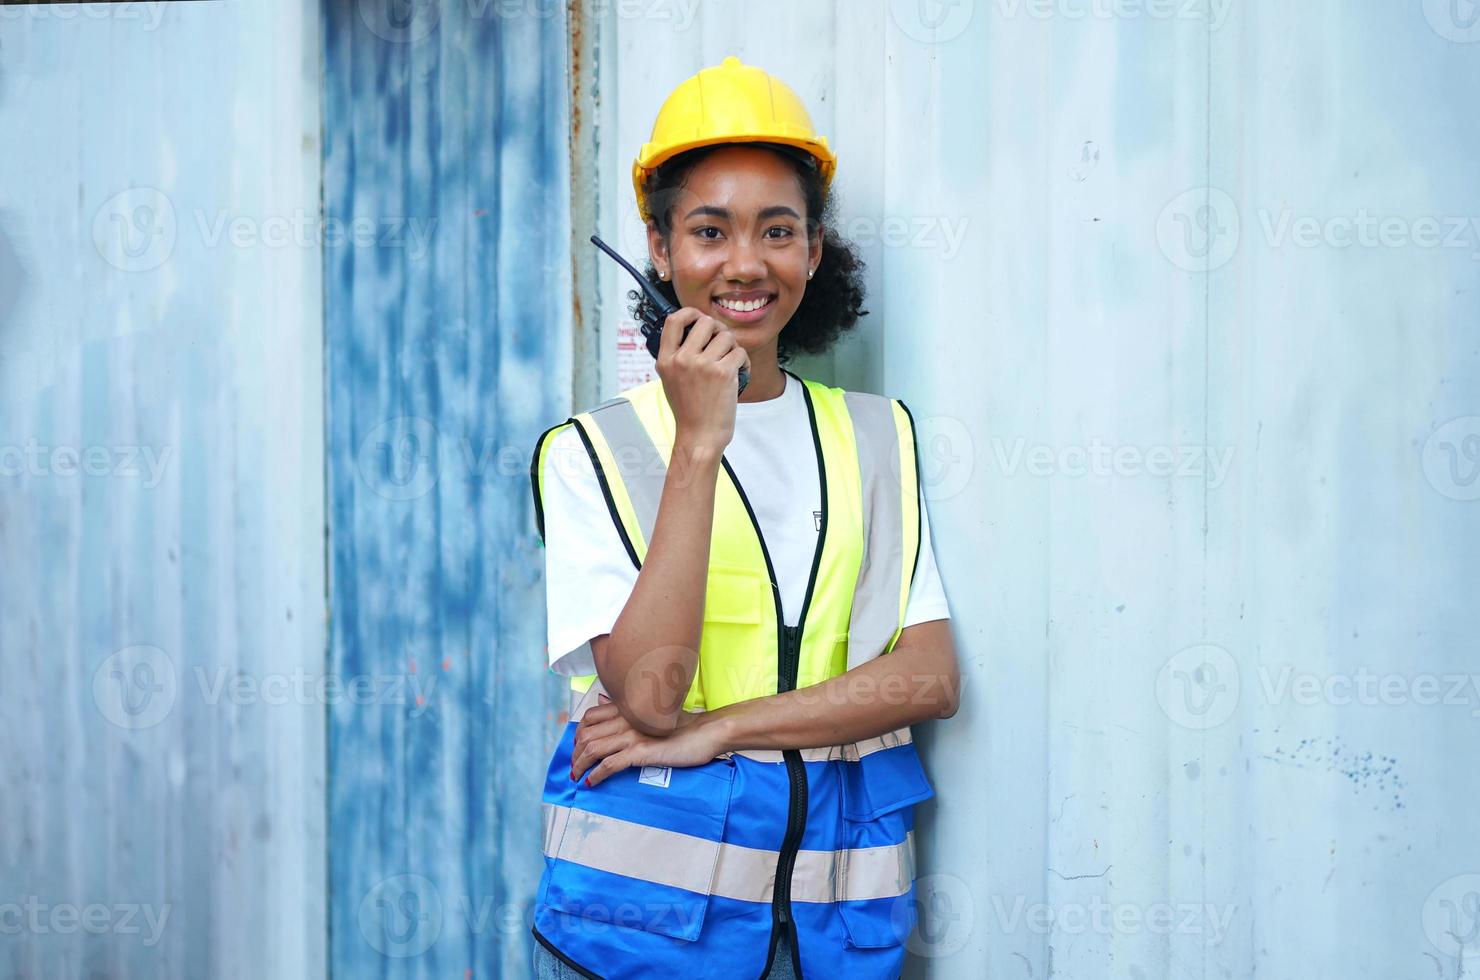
[633,55,837,222]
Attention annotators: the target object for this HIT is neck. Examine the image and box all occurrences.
[737,347,787,403]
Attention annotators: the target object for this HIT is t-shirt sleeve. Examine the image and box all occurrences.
[538,425,640,676]
[901,482,952,628]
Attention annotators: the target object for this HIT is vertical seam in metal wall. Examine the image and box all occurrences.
[317,0,333,972]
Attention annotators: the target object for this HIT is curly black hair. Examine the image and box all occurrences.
[629,142,868,365]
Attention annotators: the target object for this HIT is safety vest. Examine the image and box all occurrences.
[528,369,934,980]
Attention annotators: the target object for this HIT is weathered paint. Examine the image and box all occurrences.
[587,3,1480,978]
[322,0,572,976]
[0,0,326,976]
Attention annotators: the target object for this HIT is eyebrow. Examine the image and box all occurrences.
[683,204,802,222]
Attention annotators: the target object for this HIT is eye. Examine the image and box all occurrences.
[693,226,723,240]
[765,225,794,240]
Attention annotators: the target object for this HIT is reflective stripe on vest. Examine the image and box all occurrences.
[542,803,915,905]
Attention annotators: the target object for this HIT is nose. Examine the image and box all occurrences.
[722,233,766,282]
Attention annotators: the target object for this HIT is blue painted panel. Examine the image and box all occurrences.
[322,1,572,976]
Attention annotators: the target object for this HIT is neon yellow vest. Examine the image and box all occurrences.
[531,370,922,708]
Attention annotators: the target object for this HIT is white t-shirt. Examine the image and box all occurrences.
[539,373,952,676]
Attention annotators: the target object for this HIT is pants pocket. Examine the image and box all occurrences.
[542,757,736,942]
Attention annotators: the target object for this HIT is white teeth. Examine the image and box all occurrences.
[716,296,771,314]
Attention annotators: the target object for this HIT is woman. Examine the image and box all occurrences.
[529,56,961,980]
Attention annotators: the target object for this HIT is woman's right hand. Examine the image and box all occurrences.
[655,307,750,453]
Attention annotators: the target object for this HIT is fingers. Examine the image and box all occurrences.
[720,343,749,376]
[584,749,636,788]
[659,307,702,358]
[663,309,739,360]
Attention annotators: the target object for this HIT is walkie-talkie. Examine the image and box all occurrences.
[590,234,750,396]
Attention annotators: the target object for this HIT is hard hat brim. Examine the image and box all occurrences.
[632,135,837,221]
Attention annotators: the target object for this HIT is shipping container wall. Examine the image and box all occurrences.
[0,1,327,977]
[585,3,1480,979]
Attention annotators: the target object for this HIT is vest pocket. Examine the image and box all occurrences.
[835,740,934,949]
[542,758,736,942]
[697,564,770,707]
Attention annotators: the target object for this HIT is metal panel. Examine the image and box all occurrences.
[0,1,326,977]
[591,3,1480,978]
[322,0,572,976]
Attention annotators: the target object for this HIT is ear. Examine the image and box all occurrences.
[645,220,668,275]
[808,226,824,275]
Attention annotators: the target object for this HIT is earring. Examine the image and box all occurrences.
[807,268,814,279]
[659,270,668,280]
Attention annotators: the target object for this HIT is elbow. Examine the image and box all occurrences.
[593,632,693,736]
[933,664,963,720]
[620,700,683,738]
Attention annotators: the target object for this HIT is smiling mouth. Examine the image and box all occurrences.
[713,294,777,316]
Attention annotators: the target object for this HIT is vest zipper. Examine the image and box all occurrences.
[715,370,828,976]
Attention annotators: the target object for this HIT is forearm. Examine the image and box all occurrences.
[697,636,960,752]
[599,439,722,735]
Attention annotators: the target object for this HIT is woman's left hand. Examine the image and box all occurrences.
[571,694,729,787]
